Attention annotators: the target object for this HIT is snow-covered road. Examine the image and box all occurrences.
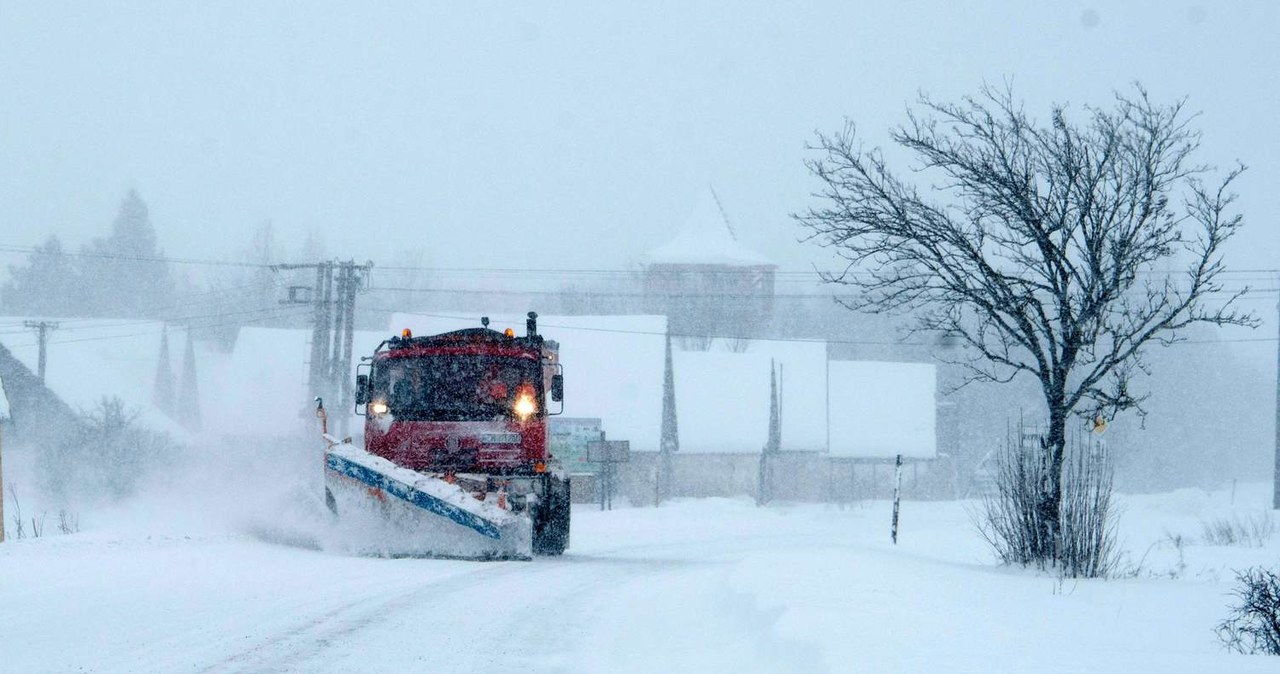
[3,461,1279,673]
[2,501,835,674]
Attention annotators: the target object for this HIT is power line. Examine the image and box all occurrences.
[0,305,313,350]
[373,307,1278,349]
[365,283,1280,301]
[0,298,1267,350]
[376,307,910,346]
[4,242,1277,279]
[0,282,291,338]
[367,286,842,300]
[0,244,272,269]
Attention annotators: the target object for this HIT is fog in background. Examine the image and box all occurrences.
[1,2,1278,499]
[2,3,1276,270]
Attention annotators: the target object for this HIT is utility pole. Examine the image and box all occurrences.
[274,261,334,403]
[331,261,352,435]
[23,321,59,382]
[329,262,348,403]
[273,259,370,436]
[1273,286,1279,509]
[336,261,370,436]
[311,261,335,403]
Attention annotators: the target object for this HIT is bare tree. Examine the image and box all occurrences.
[1218,567,1280,655]
[798,83,1253,566]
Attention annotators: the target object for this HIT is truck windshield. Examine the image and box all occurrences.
[373,355,543,422]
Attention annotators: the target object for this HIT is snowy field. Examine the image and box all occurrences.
[1,445,1278,673]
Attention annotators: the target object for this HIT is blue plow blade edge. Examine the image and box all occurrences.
[325,452,503,540]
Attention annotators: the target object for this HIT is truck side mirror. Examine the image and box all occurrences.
[355,374,369,405]
[550,374,563,402]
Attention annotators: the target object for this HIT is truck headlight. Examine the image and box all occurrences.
[370,401,389,416]
[513,393,537,420]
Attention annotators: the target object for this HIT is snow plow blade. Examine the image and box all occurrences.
[323,442,533,560]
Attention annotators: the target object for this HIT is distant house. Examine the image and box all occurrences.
[0,317,191,441]
[827,360,937,460]
[642,189,777,345]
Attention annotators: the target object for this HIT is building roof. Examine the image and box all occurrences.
[207,327,387,440]
[828,360,937,459]
[0,317,190,439]
[645,188,776,267]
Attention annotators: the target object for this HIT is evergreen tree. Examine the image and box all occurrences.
[758,360,781,505]
[1,235,82,316]
[153,328,175,417]
[177,334,201,431]
[658,329,678,503]
[81,190,174,318]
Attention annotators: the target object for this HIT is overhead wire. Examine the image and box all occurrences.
[372,307,1278,348]
[0,243,1275,349]
[0,278,290,336]
[0,304,314,350]
[3,242,1278,279]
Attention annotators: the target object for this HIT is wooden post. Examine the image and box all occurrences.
[23,321,59,382]
[1,423,5,543]
[600,460,607,512]
[891,454,903,544]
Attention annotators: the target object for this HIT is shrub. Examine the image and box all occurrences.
[977,425,1118,578]
[39,396,181,504]
[1217,567,1280,655]
[1201,512,1276,547]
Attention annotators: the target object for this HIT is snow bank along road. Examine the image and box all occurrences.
[2,486,1278,673]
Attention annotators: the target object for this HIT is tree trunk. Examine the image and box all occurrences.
[1038,395,1069,565]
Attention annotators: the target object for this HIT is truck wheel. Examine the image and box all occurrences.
[533,476,571,556]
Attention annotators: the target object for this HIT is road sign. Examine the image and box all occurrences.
[588,440,630,464]
[549,417,603,473]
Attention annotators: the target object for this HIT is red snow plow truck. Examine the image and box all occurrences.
[321,312,570,560]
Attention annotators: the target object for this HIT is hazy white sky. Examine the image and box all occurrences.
[1,1,1276,279]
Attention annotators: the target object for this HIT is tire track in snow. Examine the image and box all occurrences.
[193,562,510,674]
[194,541,716,672]
[196,533,834,673]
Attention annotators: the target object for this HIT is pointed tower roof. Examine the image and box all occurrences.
[645,188,776,267]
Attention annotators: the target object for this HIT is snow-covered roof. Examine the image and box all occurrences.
[206,327,387,440]
[828,361,936,459]
[672,339,827,453]
[0,317,190,439]
[645,189,776,267]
